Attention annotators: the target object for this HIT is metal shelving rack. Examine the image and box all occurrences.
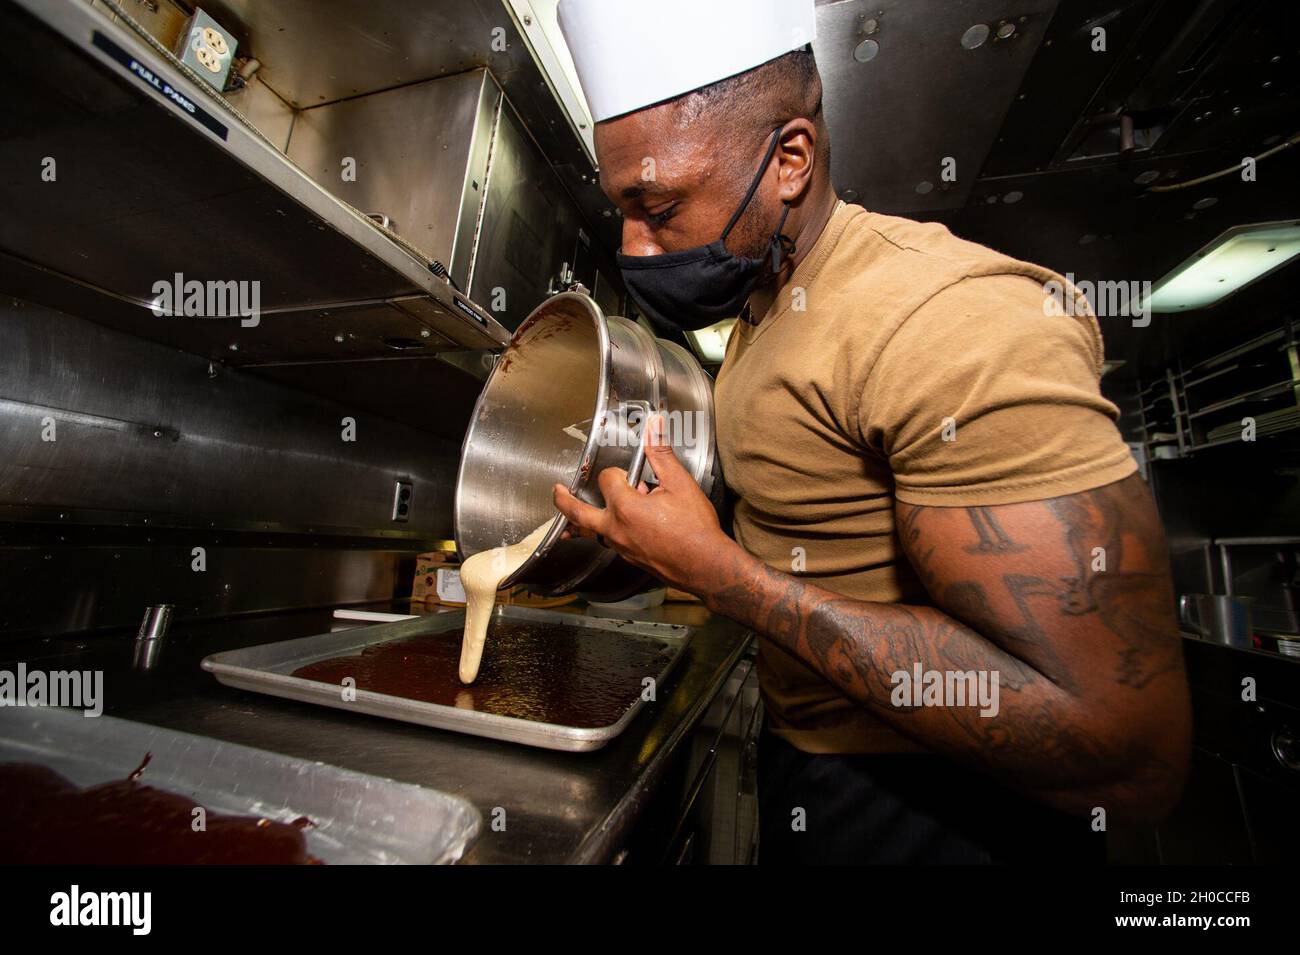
[1138,318,1300,460]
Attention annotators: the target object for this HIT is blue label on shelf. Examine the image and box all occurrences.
[92,30,228,141]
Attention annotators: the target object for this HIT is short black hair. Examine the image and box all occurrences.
[671,48,826,167]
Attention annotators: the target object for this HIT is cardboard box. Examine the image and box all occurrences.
[413,548,578,609]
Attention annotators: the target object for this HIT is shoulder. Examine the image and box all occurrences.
[885,272,1106,379]
[825,209,1104,376]
[832,209,1033,282]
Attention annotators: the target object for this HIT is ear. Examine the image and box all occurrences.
[775,119,819,204]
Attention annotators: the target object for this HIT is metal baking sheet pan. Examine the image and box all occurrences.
[202,605,692,752]
[0,707,480,864]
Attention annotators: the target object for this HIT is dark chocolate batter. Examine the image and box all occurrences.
[0,759,319,864]
[292,621,672,728]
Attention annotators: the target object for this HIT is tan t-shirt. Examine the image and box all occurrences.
[714,202,1137,754]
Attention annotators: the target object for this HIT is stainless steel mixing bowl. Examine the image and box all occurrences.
[454,291,719,599]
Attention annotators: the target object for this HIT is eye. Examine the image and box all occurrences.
[647,204,678,225]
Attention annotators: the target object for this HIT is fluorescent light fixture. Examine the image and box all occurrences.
[686,319,737,364]
[1146,220,1300,313]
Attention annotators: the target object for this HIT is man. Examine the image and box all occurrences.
[553,0,1190,863]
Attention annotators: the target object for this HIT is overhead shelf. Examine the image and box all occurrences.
[0,0,510,365]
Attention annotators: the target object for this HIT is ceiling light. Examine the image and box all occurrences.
[1145,220,1300,312]
[686,319,736,364]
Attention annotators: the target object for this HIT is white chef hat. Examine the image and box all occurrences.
[557,0,817,124]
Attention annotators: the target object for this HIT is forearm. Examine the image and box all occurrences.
[701,545,1171,814]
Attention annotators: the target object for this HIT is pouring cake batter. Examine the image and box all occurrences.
[457,517,558,683]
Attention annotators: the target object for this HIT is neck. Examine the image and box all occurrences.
[742,185,840,325]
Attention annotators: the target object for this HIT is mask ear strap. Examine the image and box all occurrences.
[720,127,785,242]
[769,201,793,273]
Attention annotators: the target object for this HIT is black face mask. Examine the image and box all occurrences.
[617,127,794,334]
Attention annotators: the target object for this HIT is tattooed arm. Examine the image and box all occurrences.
[711,474,1189,820]
[555,422,1191,821]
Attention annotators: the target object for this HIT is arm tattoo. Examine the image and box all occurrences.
[963,507,1026,555]
[1046,480,1182,688]
[705,473,1190,816]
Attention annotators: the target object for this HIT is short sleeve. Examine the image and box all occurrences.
[859,274,1137,507]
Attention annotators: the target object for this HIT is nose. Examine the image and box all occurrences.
[620,221,665,258]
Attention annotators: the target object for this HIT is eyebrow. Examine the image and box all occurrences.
[618,180,676,201]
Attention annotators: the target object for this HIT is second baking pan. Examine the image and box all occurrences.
[0,707,479,864]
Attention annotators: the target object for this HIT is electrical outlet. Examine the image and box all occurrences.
[174,8,236,91]
[391,480,413,523]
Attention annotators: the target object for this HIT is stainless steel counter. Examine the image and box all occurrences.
[1,601,752,864]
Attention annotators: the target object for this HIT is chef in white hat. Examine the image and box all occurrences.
[553,0,1190,865]
[557,0,831,336]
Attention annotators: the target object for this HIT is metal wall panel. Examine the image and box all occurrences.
[201,0,505,110]
[286,70,496,280]
[191,0,625,255]
[0,0,507,362]
[224,74,297,153]
[813,0,1058,214]
[470,97,583,330]
[0,296,461,539]
[0,538,415,640]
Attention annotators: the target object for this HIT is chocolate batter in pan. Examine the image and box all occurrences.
[292,622,673,728]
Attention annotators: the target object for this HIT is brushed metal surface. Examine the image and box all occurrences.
[202,604,693,752]
[203,0,503,109]
[657,337,719,497]
[468,97,587,330]
[0,251,490,371]
[1,0,507,357]
[453,72,503,294]
[0,601,752,863]
[223,73,296,152]
[286,70,497,279]
[455,292,622,593]
[247,353,487,442]
[0,707,480,863]
[0,294,463,637]
[576,335,720,600]
[193,0,625,260]
[0,297,461,538]
[0,534,419,639]
[454,292,718,598]
[812,0,1058,214]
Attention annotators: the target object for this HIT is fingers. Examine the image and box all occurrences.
[552,483,609,538]
[596,465,638,504]
[643,413,691,489]
[558,414,692,540]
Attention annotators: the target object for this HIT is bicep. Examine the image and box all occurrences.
[895,474,1184,702]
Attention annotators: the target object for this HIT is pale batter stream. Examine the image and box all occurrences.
[458,517,558,683]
